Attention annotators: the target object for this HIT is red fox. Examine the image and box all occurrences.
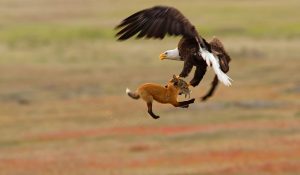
[126,75,195,119]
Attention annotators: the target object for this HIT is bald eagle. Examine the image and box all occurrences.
[115,6,232,101]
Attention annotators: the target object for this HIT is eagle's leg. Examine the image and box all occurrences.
[201,75,219,101]
[189,65,207,87]
[179,60,193,78]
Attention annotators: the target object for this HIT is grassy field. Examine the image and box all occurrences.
[0,0,299,174]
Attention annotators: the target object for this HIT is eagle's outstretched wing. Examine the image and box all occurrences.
[115,6,210,50]
[115,6,196,40]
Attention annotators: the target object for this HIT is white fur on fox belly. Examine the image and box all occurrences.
[199,47,232,86]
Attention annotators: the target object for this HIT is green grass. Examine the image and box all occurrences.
[0,25,113,46]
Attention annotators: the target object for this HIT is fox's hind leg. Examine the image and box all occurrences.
[147,102,160,119]
[140,92,160,119]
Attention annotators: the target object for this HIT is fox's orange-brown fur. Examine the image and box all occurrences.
[126,75,195,119]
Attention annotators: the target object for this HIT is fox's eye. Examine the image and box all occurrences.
[174,82,178,86]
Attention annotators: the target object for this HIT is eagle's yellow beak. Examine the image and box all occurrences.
[159,53,166,60]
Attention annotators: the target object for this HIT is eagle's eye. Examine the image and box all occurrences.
[164,52,168,55]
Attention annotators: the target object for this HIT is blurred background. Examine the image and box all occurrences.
[0,0,299,174]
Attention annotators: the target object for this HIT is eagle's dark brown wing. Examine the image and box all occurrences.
[210,37,231,72]
[115,6,200,41]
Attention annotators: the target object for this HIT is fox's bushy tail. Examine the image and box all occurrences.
[126,88,140,99]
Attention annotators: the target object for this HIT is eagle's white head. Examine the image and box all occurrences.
[159,48,182,61]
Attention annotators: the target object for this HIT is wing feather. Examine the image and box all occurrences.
[151,19,164,39]
[116,21,139,36]
[136,20,152,38]
[115,6,197,40]
[175,22,181,35]
[115,6,211,51]
[117,20,146,40]
[115,11,143,29]
[146,19,160,38]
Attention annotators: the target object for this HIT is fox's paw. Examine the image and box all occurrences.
[180,105,189,108]
[189,98,195,103]
[201,96,208,101]
[152,115,160,119]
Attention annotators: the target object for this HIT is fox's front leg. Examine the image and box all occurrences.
[179,98,195,108]
[172,98,195,108]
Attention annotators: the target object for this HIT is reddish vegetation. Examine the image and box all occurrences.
[0,158,57,171]
[216,161,300,174]
[6,120,296,174]
[27,120,300,141]
[1,148,299,174]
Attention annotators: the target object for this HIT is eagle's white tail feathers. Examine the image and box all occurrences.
[200,47,232,86]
